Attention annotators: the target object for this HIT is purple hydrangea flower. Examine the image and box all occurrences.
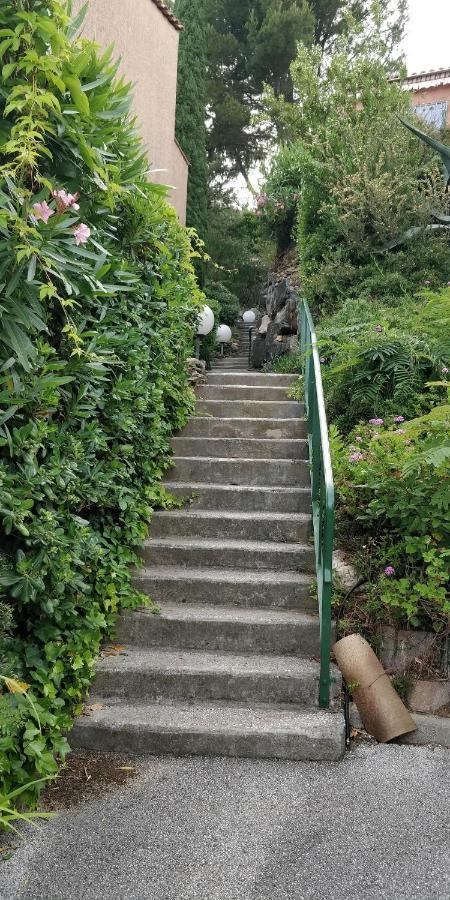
[442,366,449,375]
[369,418,384,425]
[349,452,364,462]
[384,566,396,577]
[394,416,405,423]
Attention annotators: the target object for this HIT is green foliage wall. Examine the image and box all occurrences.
[261,37,450,308]
[174,0,209,240]
[0,0,202,803]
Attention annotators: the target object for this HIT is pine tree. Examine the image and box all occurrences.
[173,0,208,240]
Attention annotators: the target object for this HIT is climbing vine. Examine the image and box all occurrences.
[0,0,202,809]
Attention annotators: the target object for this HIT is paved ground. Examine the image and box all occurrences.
[1,744,449,900]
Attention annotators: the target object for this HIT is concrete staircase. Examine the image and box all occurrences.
[71,363,345,761]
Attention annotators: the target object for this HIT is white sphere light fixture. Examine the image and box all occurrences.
[196,304,214,336]
[243,310,256,324]
[216,324,232,344]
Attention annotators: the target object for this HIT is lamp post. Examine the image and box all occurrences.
[216,323,232,356]
[242,310,256,324]
[195,304,214,358]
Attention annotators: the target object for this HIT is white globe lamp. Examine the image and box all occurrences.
[243,310,256,324]
[216,324,232,344]
[197,304,214,336]
[216,323,232,357]
[195,304,215,358]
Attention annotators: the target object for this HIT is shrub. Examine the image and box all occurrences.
[205,281,240,328]
[206,206,273,309]
[330,407,450,630]
[318,290,450,432]
[262,36,450,310]
[0,0,202,806]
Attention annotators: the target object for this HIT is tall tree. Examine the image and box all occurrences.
[173,0,209,239]
[204,0,405,189]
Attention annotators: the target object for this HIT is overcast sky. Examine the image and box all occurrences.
[404,0,450,72]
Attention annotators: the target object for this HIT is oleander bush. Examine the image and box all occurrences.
[0,0,202,811]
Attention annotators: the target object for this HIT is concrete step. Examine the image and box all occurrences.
[197,385,292,401]
[166,456,310,486]
[116,604,320,655]
[206,373,296,386]
[171,437,308,460]
[141,537,315,572]
[149,509,311,542]
[162,482,312,512]
[89,647,340,706]
[196,400,303,418]
[133,565,315,609]
[182,416,307,439]
[70,700,345,761]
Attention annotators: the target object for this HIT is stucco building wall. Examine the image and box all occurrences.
[410,84,450,128]
[73,0,188,223]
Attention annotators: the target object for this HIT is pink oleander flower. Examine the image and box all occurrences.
[442,366,449,375]
[374,324,383,333]
[354,435,363,442]
[369,418,384,425]
[32,201,54,224]
[349,452,364,462]
[256,194,268,208]
[394,416,405,423]
[52,189,80,213]
[73,223,91,245]
[384,566,396,577]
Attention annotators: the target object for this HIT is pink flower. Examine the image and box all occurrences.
[374,325,383,333]
[384,566,396,577]
[369,418,384,425]
[394,416,405,423]
[319,356,326,363]
[52,189,80,213]
[256,194,268,208]
[73,223,91,245]
[394,429,405,435]
[349,452,364,462]
[32,201,54,224]
[354,435,363,442]
[442,366,449,375]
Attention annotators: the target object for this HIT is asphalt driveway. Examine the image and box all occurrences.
[1,743,449,900]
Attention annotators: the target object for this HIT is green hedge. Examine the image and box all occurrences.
[0,0,202,805]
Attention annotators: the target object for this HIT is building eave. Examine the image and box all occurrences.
[149,0,183,32]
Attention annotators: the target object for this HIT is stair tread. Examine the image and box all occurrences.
[151,509,310,522]
[171,455,307,463]
[75,698,343,735]
[96,646,326,677]
[143,536,312,552]
[126,603,317,625]
[134,565,312,584]
[163,481,310,493]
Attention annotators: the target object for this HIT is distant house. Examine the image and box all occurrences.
[392,67,450,130]
[74,0,188,223]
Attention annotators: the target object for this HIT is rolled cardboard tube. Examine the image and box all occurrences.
[333,633,417,743]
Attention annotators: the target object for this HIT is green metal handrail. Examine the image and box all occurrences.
[299,299,335,708]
